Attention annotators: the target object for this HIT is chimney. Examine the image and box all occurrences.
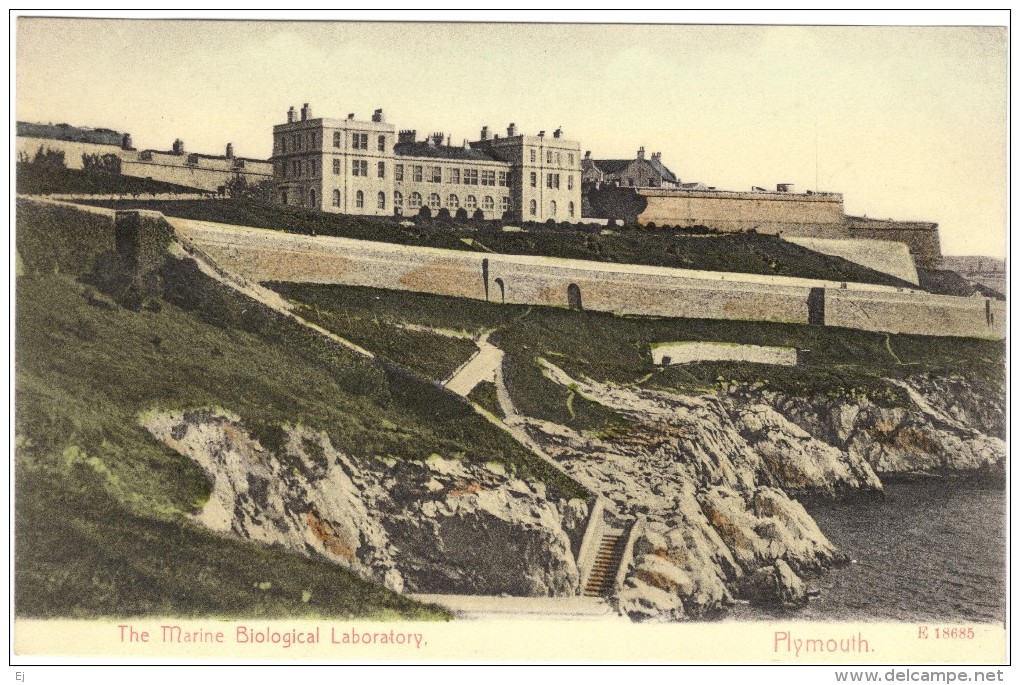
[372,108,384,123]
[430,132,444,146]
[637,146,645,161]
[172,139,184,155]
[584,150,591,159]
[347,113,355,120]
[398,129,416,144]
[225,142,234,159]
[507,123,517,137]
[480,125,489,141]
[287,106,296,123]
[121,133,133,150]
[301,103,311,121]
[553,128,562,139]
[651,151,661,162]
[538,130,545,138]
[463,139,471,150]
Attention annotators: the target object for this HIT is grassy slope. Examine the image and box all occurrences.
[272,284,1006,438]
[17,163,203,195]
[14,201,586,619]
[80,198,917,288]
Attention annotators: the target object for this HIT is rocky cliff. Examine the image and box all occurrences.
[524,362,1004,621]
[142,409,584,597]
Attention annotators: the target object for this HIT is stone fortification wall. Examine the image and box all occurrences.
[636,188,846,233]
[619,188,943,271]
[784,236,920,285]
[170,218,1004,340]
[122,157,273,193]
[16,136,123,169]
[845,216,942,270]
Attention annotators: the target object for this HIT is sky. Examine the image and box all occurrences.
[14,13,1008,257]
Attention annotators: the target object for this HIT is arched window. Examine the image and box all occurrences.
[428,193,441,209]
[332,189,340,207]
[529,199,537,216]
[394,191,403,207]
[447,194,460,208]
[377,191,386,210]
[568,201,575,218]
[465,195,477,210]
[409,192,422,209]
[355,190,364,208]
[482,196,494,211]
[550,200,557,217]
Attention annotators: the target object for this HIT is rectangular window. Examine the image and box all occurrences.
[547,150,553,164]
[481,170,495,186]
[292,159,299,177]
[530,172,537,188]
[378,161,386,178]
[395,164,404,181]
[556,152,561,165]
[333,132,341,148]
[501,196,510,212]
[498,171,508,187]
[281,138,287,154]
[568,153,574,165]
[333,158,341,175]
[352,159,368,177]
[378,135,386,152]
[530,149,536,162]
[431,166,442,183]
[294,134,301,151]
[568,175,574,190]
[449,168,460,184]
[546,173,560,189]
[351,133,368,150]
[413,165,423,182]
[464,169,478,185]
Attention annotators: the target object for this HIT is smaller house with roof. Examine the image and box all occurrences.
[581,146,689,189]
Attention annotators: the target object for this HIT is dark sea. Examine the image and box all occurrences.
[728,478,1007,624]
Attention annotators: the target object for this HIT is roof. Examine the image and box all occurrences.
[18,121,123,146]
[394,141,503,162]
[590,159,634,174]
[591,157,678,183]
[648,157,678,183]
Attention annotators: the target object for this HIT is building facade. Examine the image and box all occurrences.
[271,104,582,222]
[582,146,682,189]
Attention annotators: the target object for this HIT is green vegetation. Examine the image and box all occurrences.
[467,381,504,420]
[17,162,203,196]
[15,201,588,619]
[274,285,1006,428]
[81,198,917,287]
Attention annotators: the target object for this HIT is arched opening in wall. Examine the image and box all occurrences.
[494,278,505,304]
[807,287,825,326]
[482,258,490,301]
[567,283,582,310]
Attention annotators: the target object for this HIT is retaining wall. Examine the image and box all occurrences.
[171,217,1004,339]
[784,236,920,285]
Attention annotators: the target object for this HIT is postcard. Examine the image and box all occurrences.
[11,12,1008,673]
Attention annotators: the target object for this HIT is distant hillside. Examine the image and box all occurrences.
[81,198,920,289]
[16,163,203,195]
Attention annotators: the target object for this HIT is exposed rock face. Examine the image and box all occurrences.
[740,375,1006,475]
[529,362,872,620]
[142,409,582,597]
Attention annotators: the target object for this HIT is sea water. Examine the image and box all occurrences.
[729,478,1006,623]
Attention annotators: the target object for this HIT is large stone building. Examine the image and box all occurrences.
[271,104,582,222]
[582,146,687,189]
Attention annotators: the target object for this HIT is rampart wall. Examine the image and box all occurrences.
[783,236,919,285]
[16,136,123,169]
[169,217,1004,340]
